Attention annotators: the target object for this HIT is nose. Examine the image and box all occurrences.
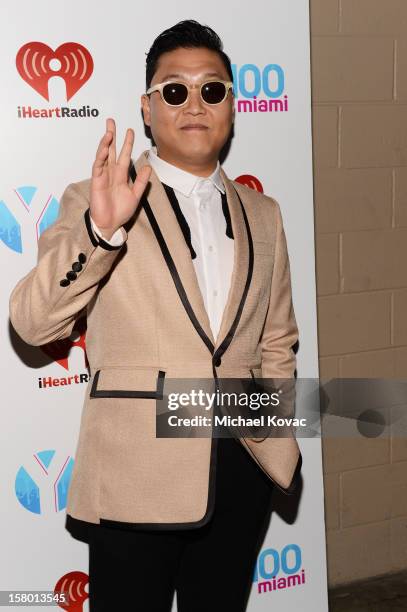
[183,85,206,115]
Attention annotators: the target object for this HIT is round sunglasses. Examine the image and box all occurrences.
[146,79,234,107]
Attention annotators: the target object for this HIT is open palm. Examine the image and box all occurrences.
[90,117,151,236]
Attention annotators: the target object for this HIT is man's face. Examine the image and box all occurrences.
[141,47,235,171]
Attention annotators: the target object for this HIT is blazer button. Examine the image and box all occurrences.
[78,253,86,263]
[60,278,70,287]
[66,271,77,281]
[213,356,222,367]
[72,261,83,272]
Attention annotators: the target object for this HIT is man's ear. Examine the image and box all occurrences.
[141,94,151,127]
[230,89,235,123]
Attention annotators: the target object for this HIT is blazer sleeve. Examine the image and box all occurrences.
[9,181,128,346]
[260,198,299,381]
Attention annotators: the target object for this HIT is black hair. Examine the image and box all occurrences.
[145,19,233,90]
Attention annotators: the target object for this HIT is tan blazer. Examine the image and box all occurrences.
[9,150,301,537]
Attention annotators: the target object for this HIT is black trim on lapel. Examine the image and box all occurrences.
[142,193,215,355]
[221,191,234,239]
[163,183,234,255]
[212,186,254,365]
[128,161,253,366]
[162,183,197,260]
[129,159,137,183]
[130,157,215,354]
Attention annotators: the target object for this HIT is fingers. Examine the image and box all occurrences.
[92,120,145,195]
[107,117,117,165]
[117,128,135,167]
[92,119,114,177]
[132,165,152,201]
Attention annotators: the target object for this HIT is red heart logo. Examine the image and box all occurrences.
[54,571,89,611]
[235,174,264,193]
[16,42,94,101]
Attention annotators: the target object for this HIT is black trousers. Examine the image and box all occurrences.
[88,437,274,611]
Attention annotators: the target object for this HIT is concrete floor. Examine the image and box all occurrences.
[328,570,407,611]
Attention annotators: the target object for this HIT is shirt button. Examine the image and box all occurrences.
[213,290,218,297]
[208,245,213,252]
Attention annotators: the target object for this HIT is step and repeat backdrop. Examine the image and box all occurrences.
[1,0,328,609]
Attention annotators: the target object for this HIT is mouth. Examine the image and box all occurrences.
[180,125,209,131]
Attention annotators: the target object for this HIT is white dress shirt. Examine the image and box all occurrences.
[90,147,234,341]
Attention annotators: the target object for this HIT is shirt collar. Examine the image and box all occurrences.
[147,146,225,197]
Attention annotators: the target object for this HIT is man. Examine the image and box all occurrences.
[9,20,301,612]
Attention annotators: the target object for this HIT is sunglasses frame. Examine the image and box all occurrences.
[146,79,234,107]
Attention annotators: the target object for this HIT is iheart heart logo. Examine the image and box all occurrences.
[235,174,264,193]
[16,42,93,101]
[54,571,89,611]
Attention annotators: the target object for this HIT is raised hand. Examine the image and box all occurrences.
[90,117,152,240]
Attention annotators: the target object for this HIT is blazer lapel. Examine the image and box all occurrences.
[130,152,253,361]
[133,152,216,352]
[213,169,253,358]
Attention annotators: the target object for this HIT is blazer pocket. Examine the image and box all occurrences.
[89,366,166,399]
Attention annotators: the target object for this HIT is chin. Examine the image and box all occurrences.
[183,142,216,158]
[187,151,216,165]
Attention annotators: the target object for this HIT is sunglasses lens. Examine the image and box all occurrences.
[162,83,188,105]
[201,81,227,104]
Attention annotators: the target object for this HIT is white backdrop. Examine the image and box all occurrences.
[1,1,328,609]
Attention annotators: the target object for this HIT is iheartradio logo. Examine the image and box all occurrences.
[235,174,264,193]
[54,571,89,611]
[16,42,93,101]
